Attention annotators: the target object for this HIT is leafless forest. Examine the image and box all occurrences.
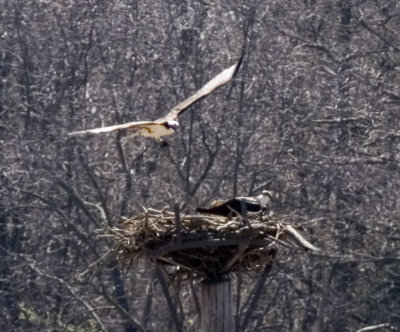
[1,0,400,331]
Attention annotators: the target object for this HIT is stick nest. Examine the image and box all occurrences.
[104,208,318,279]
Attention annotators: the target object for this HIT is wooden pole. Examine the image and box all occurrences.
[200,278,233,332]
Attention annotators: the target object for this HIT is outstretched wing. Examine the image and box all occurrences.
[68,120,156,135]
[161,56,242,121]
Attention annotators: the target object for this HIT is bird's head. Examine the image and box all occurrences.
[258,190,273,208]
[261,190,272,198]
[166,120,179,130]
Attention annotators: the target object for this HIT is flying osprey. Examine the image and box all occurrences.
[69,57,242,143]
[196,190,272,217]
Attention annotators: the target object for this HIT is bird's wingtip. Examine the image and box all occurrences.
[68,131,86,136]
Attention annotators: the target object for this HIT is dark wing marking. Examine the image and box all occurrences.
[196,196,261,217]
[68,120,157,135]
[161,57,242,121]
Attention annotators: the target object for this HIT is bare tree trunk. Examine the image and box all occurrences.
[200,278,233,332]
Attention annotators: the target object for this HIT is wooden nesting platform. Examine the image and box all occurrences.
[105,208,319,279]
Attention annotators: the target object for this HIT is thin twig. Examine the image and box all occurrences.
[27,261,109,332]
[240,258,275,331]
[154,265,183,332]
[356,323,392,332]
[101,289,145,332]
[77,249,113,280]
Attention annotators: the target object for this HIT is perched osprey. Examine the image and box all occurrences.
[69,57,242,143]
[196,190,272,217]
